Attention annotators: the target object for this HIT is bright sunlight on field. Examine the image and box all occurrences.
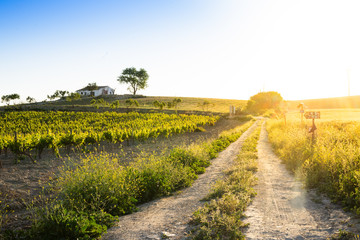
[267,115,360,215]
[286,109,360,122]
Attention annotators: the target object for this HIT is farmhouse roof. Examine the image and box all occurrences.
[77,86,114,91]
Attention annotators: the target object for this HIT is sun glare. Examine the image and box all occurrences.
[240,0,360,101]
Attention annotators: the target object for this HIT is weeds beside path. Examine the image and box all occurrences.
[244,121,360,239]
[103,120,261,240]
[188,119,262,239]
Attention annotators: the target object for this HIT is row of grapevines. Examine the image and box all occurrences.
[0,111,219,159]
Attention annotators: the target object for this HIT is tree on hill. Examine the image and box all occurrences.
[26,96,36,103]
[165,98,182,109]
[47,90,69,101]
[1,93,20,105]
[172,98,182,110]
[244,91,283,114]
[117,67,149,95]
[86,83,98,96]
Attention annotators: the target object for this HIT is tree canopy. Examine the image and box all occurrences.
[1,94,20,105]
[26,96,36,103]
[244,91,283,114]
[117,67,149,95]
[47,90,69,100]
[86,83,98,96]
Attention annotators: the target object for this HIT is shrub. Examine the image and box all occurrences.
[131,155,196,202]
[168,148,209,174]
[55,155,139,216]
[30,204,115,240]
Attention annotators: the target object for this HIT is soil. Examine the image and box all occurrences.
[0,116,244,231]
[244,121,360,239]
[102,119,261,240]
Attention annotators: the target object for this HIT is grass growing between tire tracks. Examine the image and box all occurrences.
[1,119,255,240]
[189,122,262,240]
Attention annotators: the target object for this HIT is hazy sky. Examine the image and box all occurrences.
[1,0,360,103]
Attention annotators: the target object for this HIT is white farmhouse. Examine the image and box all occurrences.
[76,86,115,97]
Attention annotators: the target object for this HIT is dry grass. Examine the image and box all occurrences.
[287,95,360,110]
[285,108,360,123]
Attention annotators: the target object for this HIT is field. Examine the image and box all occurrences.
[13,95,247,114]
[286,108,360,122]
[0,111,219,164]
[287,95,360,110]
[267,108,360,216]
[3,96,360,239]
[0,108,252,239]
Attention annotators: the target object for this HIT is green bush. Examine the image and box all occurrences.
[131,155,197,203]
[55,155,139,216]
[31,204,115,240]
[168,148,209,174]
[207,130,244,159]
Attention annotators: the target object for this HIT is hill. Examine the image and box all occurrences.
[3,94,360,113]
[287,95,360,110]
[1,95,247,114]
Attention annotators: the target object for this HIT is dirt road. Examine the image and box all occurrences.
[244,121,360,239]
[103,120,360,240]
[102,120,261,240]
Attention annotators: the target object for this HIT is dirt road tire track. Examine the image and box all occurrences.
[244,121,360,240]
[103,120,261,240]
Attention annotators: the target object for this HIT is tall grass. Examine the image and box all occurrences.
[3,119,255,239]
[267,119,360,214]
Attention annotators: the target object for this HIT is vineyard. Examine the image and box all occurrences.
[0,111,219,163]
[0,109,252,239]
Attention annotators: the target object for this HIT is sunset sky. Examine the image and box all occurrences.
[1,0,360,103]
